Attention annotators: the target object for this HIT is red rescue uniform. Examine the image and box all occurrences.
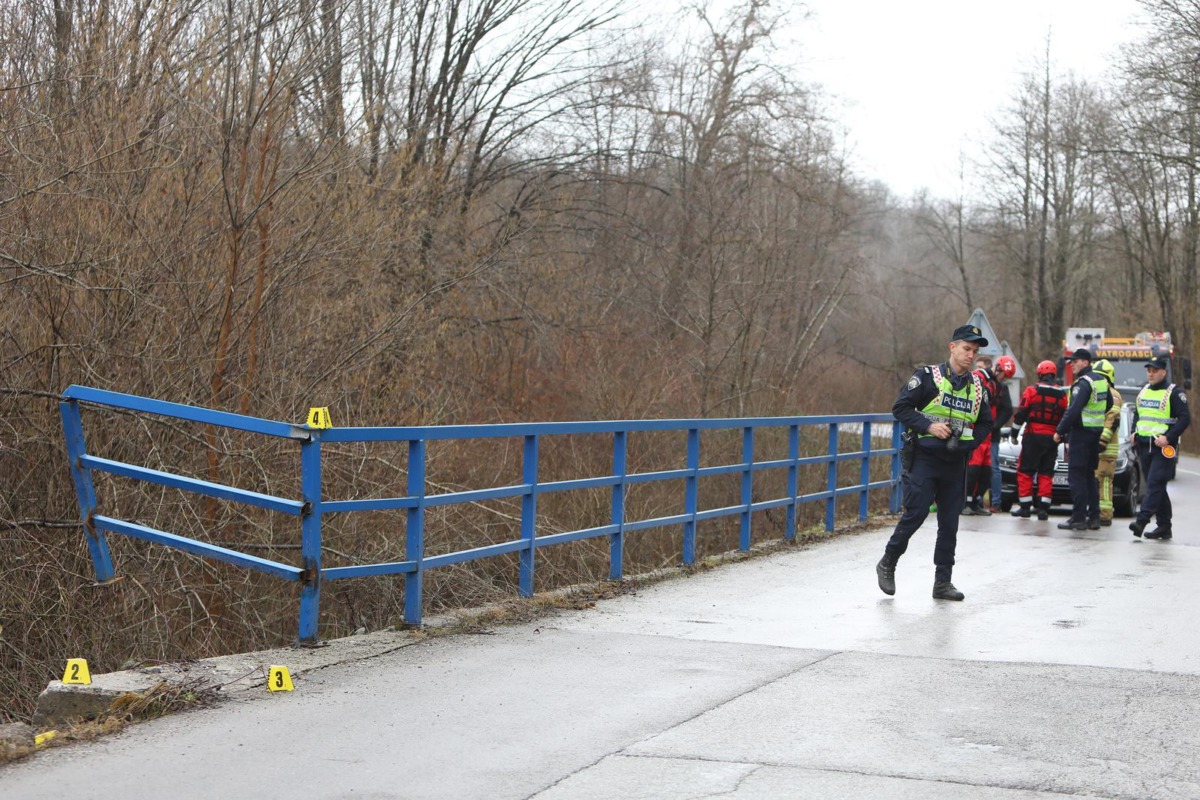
[1013,382,1068,510]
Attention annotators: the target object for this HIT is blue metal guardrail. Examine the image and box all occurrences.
[60,385,903,643]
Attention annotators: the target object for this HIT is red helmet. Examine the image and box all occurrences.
[1036,359,1057,377]
[995,355,1016,379]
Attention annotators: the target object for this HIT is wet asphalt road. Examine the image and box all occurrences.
[2,458,1199,799]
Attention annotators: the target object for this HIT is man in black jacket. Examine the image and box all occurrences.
[1129,358,1191,539]
[1054,348,1112,530]
[876,324,994,601]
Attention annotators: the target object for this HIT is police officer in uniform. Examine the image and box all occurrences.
[1129,357,1191,539]
[876,324,994,601]
[1054,348,1111,530]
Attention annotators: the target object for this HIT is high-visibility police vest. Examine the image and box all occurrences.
[1102,387,1123,458]
[1080,374,1109,429]
[917,365,984,445]
[1135,384,1176,437]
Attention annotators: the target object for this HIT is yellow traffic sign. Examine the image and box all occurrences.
[62,658,91,685]
[306,407,332,429]
[267,665,294,692]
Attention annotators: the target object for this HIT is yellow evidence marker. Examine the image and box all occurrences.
[306,407,332,429]
[35,731,57,748]
[267,665,294,692]
[62,658,91,685]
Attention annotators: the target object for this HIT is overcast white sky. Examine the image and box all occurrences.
[789,0,1147,199]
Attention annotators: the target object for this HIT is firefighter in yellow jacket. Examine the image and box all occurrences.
[1092,360,1122,527]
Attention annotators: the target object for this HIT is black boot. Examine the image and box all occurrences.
[1036,502,1050,521]
[974,499,992,516]
[1130,518,1147,537]
[1011,503,1031,518]
[1057,519,1087,530]
[876,551,899,595]
[1086,517,1100,530]
[933,567,964,600]
[1145,526,1173,540]
[933,580,965,601]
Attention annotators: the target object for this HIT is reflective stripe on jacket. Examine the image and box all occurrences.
[917,365,983,445]
[1135,384,1176,437]
[1101,387,1123,458]
[1081,374,1109,429]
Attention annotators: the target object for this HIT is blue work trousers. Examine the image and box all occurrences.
[1065,428,1101,522]
[1135,440,1175,526]
[886,448,967,580]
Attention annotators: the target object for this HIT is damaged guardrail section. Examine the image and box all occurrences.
[60,385,902,643]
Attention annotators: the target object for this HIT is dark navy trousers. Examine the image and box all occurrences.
[1135,440,1175,527]
[1065,428,1101,522]
[886,448,967,580]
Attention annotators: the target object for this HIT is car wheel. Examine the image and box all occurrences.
[1115,463,1142,518]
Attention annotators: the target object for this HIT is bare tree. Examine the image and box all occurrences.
[980,48,1106,354]
[1102,0,1200,352]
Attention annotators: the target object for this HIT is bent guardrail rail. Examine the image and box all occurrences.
[60,385,903,643]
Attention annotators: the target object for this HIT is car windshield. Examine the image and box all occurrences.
[1110,360,1155,391]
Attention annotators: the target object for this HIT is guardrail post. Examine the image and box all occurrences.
[683,428,700,564]
[859,421,871,521]
[519,434,539,596]
[825,423,839,532]
[59,399,115,583]
[404,439,427,624]
[785,424,799,540]
[740,426,753,551]
[609,431,627,580]
[297,433,322,643]
[890,422,902,513]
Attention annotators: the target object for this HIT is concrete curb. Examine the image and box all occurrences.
[33,627,427,729]
[31,520,876,731]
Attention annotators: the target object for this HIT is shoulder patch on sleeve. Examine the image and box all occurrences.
[1179,392,1188,404]
[907,377,920,390]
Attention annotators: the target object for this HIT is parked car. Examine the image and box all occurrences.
[996,402,1144,517]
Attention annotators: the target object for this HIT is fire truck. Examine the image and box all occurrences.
[1061,328,1192,393]
[997,327,1189,511]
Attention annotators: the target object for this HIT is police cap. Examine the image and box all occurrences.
[951,324,988,347]
[1069,348,1092,362]
[1145,357,1168,370]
